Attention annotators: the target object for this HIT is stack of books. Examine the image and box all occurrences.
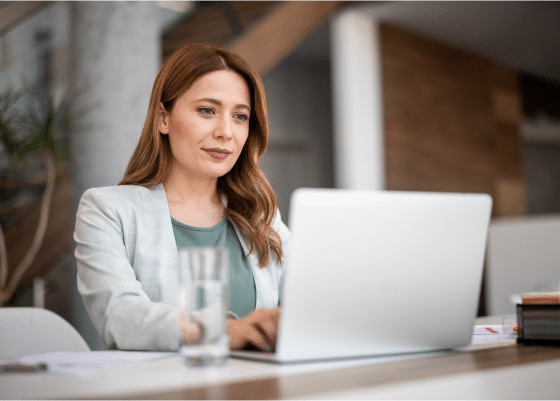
[517,292,560,345]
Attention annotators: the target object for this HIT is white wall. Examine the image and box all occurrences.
[486,215,560,315]
[260,23,334,223]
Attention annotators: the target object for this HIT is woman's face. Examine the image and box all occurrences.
[159,70,251,183]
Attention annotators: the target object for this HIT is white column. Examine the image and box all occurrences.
[71,1,159,193]
[70,1,159,349]
[330,10,384,190]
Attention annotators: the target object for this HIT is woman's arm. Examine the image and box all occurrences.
[75,187,199,351]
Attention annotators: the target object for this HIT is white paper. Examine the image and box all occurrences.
[471,325,513,344]
[18,350,175,376]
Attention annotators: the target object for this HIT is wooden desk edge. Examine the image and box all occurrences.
[113,343,560,400]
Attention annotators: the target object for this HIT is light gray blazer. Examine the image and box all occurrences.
[74,184,291,351]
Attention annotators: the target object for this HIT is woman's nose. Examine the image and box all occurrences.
[213,115,234,139]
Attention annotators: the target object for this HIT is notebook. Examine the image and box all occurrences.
[231,188,492,363]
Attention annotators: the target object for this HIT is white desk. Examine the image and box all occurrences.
[2,316,560,399]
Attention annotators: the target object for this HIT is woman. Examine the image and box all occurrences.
[74,43,290,352]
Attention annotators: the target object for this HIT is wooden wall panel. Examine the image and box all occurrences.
[381,24,525,217]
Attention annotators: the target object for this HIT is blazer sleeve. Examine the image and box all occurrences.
[74,188,182,351]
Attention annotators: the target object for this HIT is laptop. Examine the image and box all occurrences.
[231,188,492,363]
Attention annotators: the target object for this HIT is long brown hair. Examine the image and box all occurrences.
[120,43,281,267]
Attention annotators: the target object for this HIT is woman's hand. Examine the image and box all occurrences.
[180,311,203,344]
[228,307,281,352]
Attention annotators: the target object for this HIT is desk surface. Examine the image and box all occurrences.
[3,318,560,399]
[126,344,560,400]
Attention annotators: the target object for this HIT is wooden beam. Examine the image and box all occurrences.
[162,2,277,61]
[227,1,349,76]
[0,1,49,37]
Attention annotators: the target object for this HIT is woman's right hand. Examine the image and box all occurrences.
[227,307,281,352]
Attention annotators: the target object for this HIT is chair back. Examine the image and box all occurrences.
[0,307,90,360]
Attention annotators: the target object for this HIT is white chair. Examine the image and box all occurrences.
[0,307,90,360]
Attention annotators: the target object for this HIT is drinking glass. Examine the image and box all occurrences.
[178,247,229,366]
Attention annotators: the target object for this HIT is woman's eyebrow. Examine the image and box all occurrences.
[196,98,251,111]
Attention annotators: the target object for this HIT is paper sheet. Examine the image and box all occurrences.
[471,325,514,344]
[18,351,175,376]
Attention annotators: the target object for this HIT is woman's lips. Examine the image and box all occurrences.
[203,148,232,160]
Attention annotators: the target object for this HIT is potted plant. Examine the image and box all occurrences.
[0,87,70,305]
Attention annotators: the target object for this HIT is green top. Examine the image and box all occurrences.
[171,217,256,318]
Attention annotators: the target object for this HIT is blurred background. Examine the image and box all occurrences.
[1,1,559,350]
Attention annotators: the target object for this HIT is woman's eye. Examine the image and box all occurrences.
[234,113,248,122]
[198,107,214,116]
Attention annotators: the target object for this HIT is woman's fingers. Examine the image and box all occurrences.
[245,324,274,352]
[254,312,279,349]
[228,307,281,352]
[227,317,272,351]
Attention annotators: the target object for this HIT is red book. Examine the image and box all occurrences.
[521,291,560,304]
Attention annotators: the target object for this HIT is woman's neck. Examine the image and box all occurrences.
[163,171,224,227]
[164,176,219,203]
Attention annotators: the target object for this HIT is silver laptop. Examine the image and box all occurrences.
[232,188,492,363]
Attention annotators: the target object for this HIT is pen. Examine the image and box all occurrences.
[0,362,48,373]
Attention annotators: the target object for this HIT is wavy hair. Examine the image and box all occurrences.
[120,43,281,267]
